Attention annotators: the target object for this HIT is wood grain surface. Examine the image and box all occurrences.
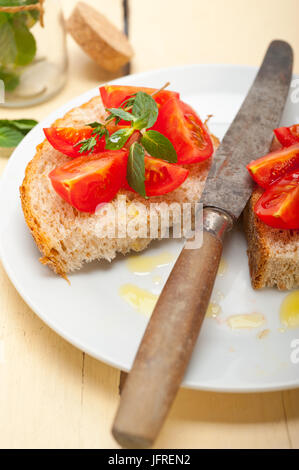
[0,0,298,449]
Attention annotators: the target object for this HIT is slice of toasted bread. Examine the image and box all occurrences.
[20,96,218,276]
[243,141,299,290]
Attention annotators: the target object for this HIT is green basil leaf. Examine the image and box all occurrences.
[132,92,158,129]
[25,1,40,27]
[0,1,34,5]
[11,118,37,131]
[105,127,134,150]
[87,121,103,128]
[0,66,19,91]
[0,1,39,6]
[127,142,146,198]
[0,125,24,147]
[106,107,135,123]
[141,130,177,163]
[0,15,17,65]
[0,118,37,132]
[13,20,36,66]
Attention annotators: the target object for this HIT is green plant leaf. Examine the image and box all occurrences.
[127,142,146,198]
[0,1,39,6]
[4,1,40,27]
[0,15,17,65]
[25,1,40,26]
[0,66,19,91]
[120,94,136,111]
[0,125,24,147]
[13,20,36,66]
[0,1,21,6]
[0,119,37,148]
[105,127,134,150]
[87,121,104,128]
[106,107,135,123]
[132,92,158,130]
[141,130,177,163]
[75,122,109,154]
[86,122,109,139]
[0,1,28,5]
[9,118,37,131]
[75,136,97,154]
[0,118,37,132]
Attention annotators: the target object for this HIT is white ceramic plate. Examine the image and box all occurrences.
[1,65,299,392]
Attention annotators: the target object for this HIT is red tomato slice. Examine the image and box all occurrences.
[124,156,189,197]
[49,150,128,213]
[100,85,179,109]
[151,98,213,164]
[44,127,106,158]
[254,170,299,229]
[247,143,299,188]
[274,125,299,147]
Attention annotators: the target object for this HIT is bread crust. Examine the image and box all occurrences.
[243,188,270,289]
[20,98,102,277]
[244,146,299,291]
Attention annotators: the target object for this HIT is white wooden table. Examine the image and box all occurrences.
[0,0,298,448]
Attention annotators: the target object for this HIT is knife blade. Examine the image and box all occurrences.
[201,39,293,219]
[112,40,293,449]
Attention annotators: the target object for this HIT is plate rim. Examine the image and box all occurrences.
[1,63,299,393]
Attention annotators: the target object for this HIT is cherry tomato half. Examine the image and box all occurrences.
[151,98,214,164]
[100,85,179,110]
[274,125,299,147]
[254,169,299,229]
[49,150,128,213]
[44,123,138,158]
[247,143,299,188]
[44,127,106,158]
[124,156,189,197]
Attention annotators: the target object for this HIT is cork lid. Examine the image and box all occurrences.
[67,2,134,72]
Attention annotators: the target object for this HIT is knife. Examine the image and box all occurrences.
[112,40,293,449]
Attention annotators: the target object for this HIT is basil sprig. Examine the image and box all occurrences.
[78,85,178,198]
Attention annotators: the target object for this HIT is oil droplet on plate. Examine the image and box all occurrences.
[280,291,299,329]
[126,252,175,274]
[227,313,265,330]
[218,258,228,276]
[215,290,224,302]
[152,275,163,285]
[278,327,286,333]
[206,302,222,318]
[257,329,270,339]
[119,284,158,316]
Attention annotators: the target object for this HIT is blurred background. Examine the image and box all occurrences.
[1,0,299,118]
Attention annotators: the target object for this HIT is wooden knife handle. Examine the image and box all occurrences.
[112,208,233,448]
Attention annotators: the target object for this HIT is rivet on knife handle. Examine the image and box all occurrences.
[112,209,232,449]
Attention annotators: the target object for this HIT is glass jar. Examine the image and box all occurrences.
[0,0,68,108]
